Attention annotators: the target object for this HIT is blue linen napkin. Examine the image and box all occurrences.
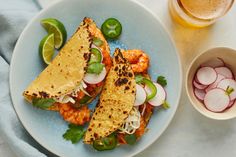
[0,0,57,156]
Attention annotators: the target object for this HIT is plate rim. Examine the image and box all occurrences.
[9,0,183,156]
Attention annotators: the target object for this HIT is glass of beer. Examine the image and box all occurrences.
[169,0,234,27]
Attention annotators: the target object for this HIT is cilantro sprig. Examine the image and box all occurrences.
[157,76,167,87]
[87,63,104,74]
[63,124,85,144]
[124,134,137,145]
[32,98,55,109]
[135,74,144,84]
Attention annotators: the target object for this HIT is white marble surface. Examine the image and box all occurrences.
[1,0,236,156]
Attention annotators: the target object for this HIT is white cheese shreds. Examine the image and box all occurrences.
[54,81,89,104]
[141,103,146,116]
[119,107,141,134]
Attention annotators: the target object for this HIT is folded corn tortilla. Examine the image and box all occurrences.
[84,48,136,144]
[23,17,110,104]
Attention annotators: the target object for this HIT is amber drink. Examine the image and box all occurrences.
[169,0,234,27]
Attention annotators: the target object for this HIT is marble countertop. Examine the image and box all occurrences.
[2,0,236,156]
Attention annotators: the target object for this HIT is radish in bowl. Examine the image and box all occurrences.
[192,58,236,113]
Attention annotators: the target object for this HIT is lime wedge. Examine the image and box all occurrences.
[39,34,55,65]
[41,18,67,49]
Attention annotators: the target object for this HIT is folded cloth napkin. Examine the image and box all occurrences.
[0,0,57,156]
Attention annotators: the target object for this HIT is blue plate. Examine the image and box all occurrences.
[10,0,182,156]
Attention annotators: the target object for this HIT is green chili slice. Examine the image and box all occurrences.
[88,48,102,65]
[92,134,117,151]
[143,78,157,101]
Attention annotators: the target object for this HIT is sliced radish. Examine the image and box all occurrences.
[196,67,217,85]
[134,84,146,106]
[193,80,208,90]
[217,79,236,101]
[204,88,230,113]
[145,83,166,106]
[83,67,106,84]
[194,88,206,101]
[228,100,235,108]
[205,74,225,92]
[194,76,200,83]
[215,66,233,79]
[201,58,224,68]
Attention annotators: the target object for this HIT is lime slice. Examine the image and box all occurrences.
[39,34,55,65]
[41,18,67,49]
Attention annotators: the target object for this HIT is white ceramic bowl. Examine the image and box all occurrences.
[186,47,236,120]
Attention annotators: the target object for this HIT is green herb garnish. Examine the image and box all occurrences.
[162,100,170,109]
[135,75,144,84]
[93,37,104,47]
[63,124,85,144]
[32,98,55,109]
[157,76,167,87]
[226,86,234,96]
[124,134,137,145]
[87,63,104,74]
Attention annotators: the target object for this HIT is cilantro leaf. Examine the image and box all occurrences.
[157,76,167,87]
[87,63,104,74]
[63,124,85,144]
[135,75,144,84]
[32,98,55,109]
[124,134,137,145]
[226,86,234,95]
[93,37,104,47]
[162,100,170,109]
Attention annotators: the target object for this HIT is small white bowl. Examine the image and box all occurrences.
[186,47,236,120]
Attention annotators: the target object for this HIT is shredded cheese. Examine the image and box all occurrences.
[119,107,141,134]
[54,81,89,104]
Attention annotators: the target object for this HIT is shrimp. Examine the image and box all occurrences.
[58,103,90,125]
[121,49,149,73]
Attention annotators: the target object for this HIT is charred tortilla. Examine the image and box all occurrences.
[84,48,136,144]
[23,17,111,106]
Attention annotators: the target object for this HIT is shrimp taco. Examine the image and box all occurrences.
[84,48,166,150]
[23,17,112,125]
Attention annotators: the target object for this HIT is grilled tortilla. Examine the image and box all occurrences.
[23,17,111,105]
[84,48,136,144]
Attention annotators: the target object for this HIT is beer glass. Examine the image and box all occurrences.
[169,0,234,27]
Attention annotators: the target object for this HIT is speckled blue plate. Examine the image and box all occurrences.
[10,0,182,156]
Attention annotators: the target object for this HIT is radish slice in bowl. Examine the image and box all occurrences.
[194,88,206,101]
[196,67,217,85]
[134,84,146,106]
[205,74,225,92]
[228,100,235,108]
[201,58,224,68]
[204,88,230,113]
[193,80,208,90]
[83,67,106,84]
[217,79,236,101]
[145,83,166,106]
[215,66,233,79]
